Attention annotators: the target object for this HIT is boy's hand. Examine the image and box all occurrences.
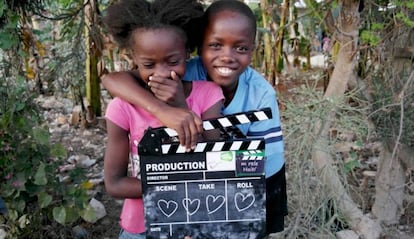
[150,71,203,151]
[148,71,187,108]
[156,105,203,151]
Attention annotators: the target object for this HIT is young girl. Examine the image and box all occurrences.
[102,0,287,235]
[102,0,224,238]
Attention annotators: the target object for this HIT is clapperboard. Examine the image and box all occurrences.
[138,108,272,239]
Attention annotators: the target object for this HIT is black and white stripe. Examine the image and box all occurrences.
[162,108,272,137]
[160,139,265,154]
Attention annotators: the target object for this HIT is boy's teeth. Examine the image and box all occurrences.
[217,67,232,74]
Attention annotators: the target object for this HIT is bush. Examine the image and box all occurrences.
[0,73,92,238]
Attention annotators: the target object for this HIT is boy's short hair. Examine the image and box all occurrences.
[203,0,257,37]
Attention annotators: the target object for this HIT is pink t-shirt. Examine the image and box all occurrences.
[105,81,224,234]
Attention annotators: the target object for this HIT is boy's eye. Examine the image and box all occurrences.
[235,46,249,53]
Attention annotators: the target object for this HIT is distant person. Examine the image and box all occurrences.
[102,0,224,238]
[102,0,288,236]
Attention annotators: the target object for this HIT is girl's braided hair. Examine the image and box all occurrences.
[103,0,204,51]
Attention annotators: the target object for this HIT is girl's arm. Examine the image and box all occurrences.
[104,120,142,198]
[101,71,202,150]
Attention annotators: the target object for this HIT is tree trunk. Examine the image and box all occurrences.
[260,0,275,85]
[276,0,289,75]
[372,142,405,225]
[311,1,382,238]
[85,0,102,117]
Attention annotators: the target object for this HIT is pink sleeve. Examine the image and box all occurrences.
[194,81,224,113]
[105,98,130,131]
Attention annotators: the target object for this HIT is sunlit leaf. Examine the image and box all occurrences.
[18,214,29,229]
[79,204,97,223]
[65,207,79,224]
[34,163,47,186]
[53,206,66,225]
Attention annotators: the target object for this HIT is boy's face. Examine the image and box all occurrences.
[200,10,255,92]
[131,29,187,83]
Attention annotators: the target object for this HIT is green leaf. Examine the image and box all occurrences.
[0,2,4,16]
[53,206,66,225]
[15,199,26,213]
[50,143,67,159]
[355,140,364,148]
[34,163,47,186]
[396,13,414,28]
[360,30,380,46]
[32,127,50,145]
[38,192,53,208]
[0,32,17,50]
[371,23,384,31]
[15,102,25,111]
[18,214,29,229]
[344,159,362,173]
[3,188,15,197]
[8,210,18,221]
[65,207,80,224]
[79,204,97,223]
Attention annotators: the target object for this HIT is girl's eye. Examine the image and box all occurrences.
[168,60,180,66]
[208,43,221,49]
[142,63,154,68]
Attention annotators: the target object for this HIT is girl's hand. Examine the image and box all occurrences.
[155,105,203,151]
[148,71,187,108]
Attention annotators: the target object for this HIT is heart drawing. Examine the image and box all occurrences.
[234,192,255,212]
[157,199,178,217]
[206,195,225,214]
[182,198,201,216]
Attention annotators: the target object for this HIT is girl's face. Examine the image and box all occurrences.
[131,28,187,83]
[200,10,255,93]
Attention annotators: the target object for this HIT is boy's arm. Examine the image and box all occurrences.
[101,71,203,150]
[200,101,223,141]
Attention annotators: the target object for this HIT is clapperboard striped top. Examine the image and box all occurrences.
[154,108,271,154]
[161,139,265,154]
[162,108,272,137]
